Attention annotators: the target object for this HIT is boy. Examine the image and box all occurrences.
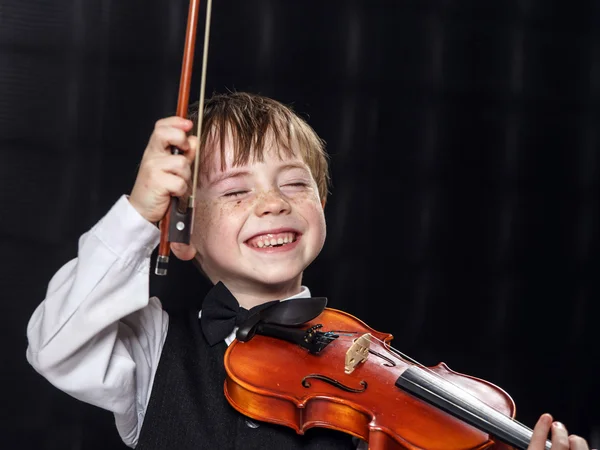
[26,92,589,449]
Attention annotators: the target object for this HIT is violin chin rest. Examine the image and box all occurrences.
[236,297,328,342]
[261,297,328,326]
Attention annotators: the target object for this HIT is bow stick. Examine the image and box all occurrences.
[155,0,213,276]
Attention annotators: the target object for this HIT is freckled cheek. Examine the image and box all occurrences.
[293,197,325,225]
[289,193,326,235]
[192,201,212,230]
[192,201,220,249]
[287,190,322,206]
[192,200,246,247]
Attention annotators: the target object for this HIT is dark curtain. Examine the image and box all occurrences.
[1,0,598,448]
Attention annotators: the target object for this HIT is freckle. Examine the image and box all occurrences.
[236,200,241,205]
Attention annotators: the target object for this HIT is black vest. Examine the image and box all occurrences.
[136,307,356,450]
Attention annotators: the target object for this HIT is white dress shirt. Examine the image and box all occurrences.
[26,195,366,450]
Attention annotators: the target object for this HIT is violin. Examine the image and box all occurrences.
[224,305,551,450]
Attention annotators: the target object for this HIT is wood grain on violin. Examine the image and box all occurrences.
[225,308,549,450]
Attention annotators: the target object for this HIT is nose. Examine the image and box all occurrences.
[254,190,291,217]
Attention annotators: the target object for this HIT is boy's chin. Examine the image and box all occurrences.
[244,268,303,289]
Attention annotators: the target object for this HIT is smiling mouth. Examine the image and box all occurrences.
[246,232,298,248]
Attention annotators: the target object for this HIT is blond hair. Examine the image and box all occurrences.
[188,92,330,203]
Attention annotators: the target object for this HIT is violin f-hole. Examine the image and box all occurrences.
[302,374,368,393]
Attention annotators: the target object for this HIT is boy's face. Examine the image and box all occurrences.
[189,133,326,294]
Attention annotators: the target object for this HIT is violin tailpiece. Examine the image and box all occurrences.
[254,323,338,354]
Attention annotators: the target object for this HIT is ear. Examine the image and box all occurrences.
[171,242,197,261]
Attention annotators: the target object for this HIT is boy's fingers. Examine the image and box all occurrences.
[154,116,193,131]
[185,135,199,163]
[159,172,189,198]
[142,153,190,178]
[150,127,192,154]
[527,414,590,450]
[550,422,570,450]
[529,414,552,450]
[162,155,192,182]
[569,435,590,450]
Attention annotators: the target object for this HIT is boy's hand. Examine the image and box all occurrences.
[129,117,198,223]
[528,414,591,450]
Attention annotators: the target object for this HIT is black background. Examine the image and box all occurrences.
[1,0,599,448]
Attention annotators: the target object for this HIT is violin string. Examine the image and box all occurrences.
[395,374,535,448]
[190,0,213,210]
[364,334,534,434]
[373,334,532,432]
[398,374,514,438]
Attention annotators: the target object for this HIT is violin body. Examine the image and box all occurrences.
[224,308,516,450]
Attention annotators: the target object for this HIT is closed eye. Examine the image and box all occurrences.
[224,190,249,197]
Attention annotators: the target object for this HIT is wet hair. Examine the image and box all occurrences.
[188,91,330,203]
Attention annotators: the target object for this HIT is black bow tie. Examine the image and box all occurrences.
[200,282,330,347]
[200,282,279,346]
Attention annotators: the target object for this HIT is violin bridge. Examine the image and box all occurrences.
[345,333,372,374]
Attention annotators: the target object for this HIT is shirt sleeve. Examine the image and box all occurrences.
[26,195,167,448]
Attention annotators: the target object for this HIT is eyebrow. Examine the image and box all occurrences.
[278,162,311,174]
[208,170,251,187]
[208,162,310,187]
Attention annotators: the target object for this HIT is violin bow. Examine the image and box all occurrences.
[155,0,213,276]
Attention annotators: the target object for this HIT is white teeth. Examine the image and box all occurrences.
[249,232,296,248]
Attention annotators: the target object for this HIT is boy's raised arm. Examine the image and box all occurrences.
[26,195,166,446]
[26,116,198,447]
